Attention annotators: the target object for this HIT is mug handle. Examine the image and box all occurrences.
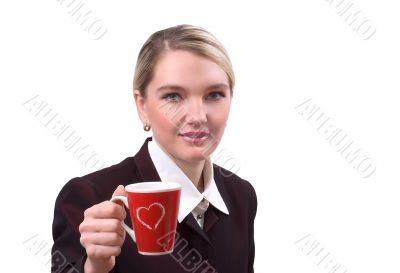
[110,196,136,242]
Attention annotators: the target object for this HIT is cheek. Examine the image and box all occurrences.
[209,104,230,125]
[149,108,179,132]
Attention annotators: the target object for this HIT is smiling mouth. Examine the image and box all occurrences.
[178,131,210,144]
[178,131,210,138]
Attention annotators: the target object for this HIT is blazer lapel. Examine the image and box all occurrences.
[204,206,219,233]
[132,137,161,182]
[182,214,212,245]
[212,164,232,215]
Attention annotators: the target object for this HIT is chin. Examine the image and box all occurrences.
[178,151,209,162]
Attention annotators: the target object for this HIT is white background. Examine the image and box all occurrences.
[1,0,399,272]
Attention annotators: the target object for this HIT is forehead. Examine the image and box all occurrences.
[149,50,229,90]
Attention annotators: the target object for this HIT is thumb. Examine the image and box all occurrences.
[112,185,126,197]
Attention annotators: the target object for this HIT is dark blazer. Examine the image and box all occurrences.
[52,137,257,273]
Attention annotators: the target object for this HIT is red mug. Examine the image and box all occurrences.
[111,182,181,255]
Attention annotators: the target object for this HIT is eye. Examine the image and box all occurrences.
[207,91,225,100]
[162,93,182,103]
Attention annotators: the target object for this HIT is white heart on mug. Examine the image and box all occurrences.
[135,202,166,230]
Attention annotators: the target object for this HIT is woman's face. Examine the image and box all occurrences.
[134,50,232,163]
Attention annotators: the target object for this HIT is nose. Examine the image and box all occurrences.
[185,99,207,127]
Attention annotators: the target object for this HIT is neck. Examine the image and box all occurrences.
[174,158,205,192]
[153,138,206,192]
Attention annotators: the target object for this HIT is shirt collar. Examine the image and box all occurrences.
[147,137,229,222]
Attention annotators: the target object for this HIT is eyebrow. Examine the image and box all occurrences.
[156,83,229,93]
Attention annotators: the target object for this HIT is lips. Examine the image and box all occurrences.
[179,131,210,138]
[178,131,210,145]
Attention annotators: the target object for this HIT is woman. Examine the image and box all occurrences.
[52,24,257,273]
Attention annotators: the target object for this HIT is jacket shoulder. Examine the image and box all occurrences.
[213,164,256,194]
[83,157,137,185]
[60,157,137,202]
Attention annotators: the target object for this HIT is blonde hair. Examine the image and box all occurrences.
[133,24,235,97]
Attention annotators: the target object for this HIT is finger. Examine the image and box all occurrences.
[79,218,125,236]
[84,201,126,220]
[112,185,127,207]
[85,244,122,259]
[80,232,125,247]
[112,185,126,197]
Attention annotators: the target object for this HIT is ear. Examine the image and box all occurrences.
[133,89,149,125]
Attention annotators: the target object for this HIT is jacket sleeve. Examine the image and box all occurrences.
[51,177,107,273]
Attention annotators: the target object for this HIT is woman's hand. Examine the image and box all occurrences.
[79,185,127,273]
